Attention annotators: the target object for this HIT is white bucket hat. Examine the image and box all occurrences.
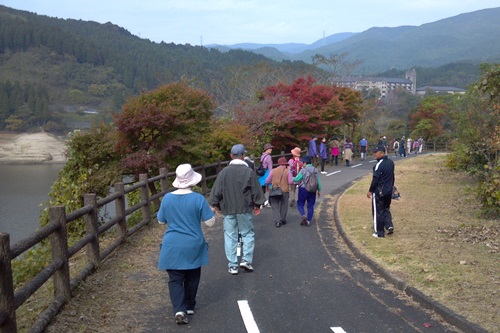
[172,164,202,189]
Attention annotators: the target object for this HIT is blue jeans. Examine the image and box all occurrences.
[223,213,255,267]
[297,187,317,222]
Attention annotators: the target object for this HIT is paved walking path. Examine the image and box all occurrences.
[141,154,466,332]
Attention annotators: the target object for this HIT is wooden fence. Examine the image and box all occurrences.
[0,151,294,333]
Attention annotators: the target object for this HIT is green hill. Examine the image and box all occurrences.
[0,5,317,132]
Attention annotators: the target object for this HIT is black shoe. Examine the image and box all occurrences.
[387,227,394,234]
[300,216,307,226]
[281,220,287,225]
[275,221,281,228]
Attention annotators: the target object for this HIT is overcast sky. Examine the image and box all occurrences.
[1,0,498,45]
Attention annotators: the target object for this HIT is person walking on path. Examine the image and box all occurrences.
[418,137,425,153]
[343,138,354,167]
[330,135,340,166]
[288,147,304,208]
[359,137,368,160]
[258,143,274,207]
[293,155,322,226]
[308,135,319,167]
[412,139,420,154]
[406,137,413,155]
[398,136,406,157]
[366,146,395,238]
[265,157,294,227]
[392,139,399,157]
[209,144,265,275]
[157,164,216,325]
[319,137,328,174]
[382,136,388,152]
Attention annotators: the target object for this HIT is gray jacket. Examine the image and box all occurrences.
[208,159,265,215]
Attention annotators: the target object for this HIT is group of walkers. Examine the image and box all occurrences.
[393,136,425,157]
[156,137,396,325]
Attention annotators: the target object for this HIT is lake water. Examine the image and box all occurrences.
[0,164,64,245]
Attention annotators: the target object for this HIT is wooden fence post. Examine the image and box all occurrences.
[114,183,127,241]
[199,164,208,194]
[159,168,168,193]
[49,206,71,303]
[139,174,151,224]
[0,233,17,333]
[84,194,100,265]
[215,159,222,175]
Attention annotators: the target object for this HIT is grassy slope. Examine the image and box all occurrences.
[338,154,499,333]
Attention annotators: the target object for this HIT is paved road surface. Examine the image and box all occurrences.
[144,154,462,333]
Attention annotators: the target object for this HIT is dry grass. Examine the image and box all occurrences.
[338,154,499,333]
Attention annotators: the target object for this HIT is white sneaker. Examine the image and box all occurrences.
[239,261,254,272]
[321,171,327,174]
[228,266,239,275]
[175,312,188,325]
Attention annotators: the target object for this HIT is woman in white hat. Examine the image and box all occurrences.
[157,164,215,325]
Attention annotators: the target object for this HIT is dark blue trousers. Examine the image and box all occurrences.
[166,268,201,314]
[372,193,394,237]
[297,187,317,222]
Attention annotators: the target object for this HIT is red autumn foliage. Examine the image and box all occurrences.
[233,76,362,149]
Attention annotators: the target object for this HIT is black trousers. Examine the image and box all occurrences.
[167,268,201,314]
[371,193,394,237]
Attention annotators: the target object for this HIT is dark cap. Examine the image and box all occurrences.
[231,144,246,156]
[301,155,312,164]
[373,145,385,153]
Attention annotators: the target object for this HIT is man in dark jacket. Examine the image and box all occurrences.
[366,145,395,238]
[209,144,265,274]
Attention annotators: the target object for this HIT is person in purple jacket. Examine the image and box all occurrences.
[319,137,328,174]
[308,135,319,167]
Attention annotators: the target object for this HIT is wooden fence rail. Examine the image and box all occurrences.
[0,144,450,333]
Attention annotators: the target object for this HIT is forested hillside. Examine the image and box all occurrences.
[0,5,319,132]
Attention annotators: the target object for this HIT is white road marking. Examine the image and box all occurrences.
[351,163,363,168]
[326,170,342,176]
[330,327,347,333]
[369,159,377,163]
[238,300,260,333]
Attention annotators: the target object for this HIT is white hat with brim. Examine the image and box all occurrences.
[172,164,202,189]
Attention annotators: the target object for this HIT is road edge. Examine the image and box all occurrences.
[331,185,489,333]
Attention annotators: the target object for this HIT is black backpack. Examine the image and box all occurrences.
[255,163,266,176]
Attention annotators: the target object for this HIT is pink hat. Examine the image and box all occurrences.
[172,164,202,188]
[291,147,301,157]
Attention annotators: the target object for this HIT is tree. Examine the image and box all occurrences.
[446,63,500,216]
[114,81,217,174]
[233,76,363,151]
[312,52,363,84]
[409,95,449,142]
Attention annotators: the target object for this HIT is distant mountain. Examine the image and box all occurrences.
[208,32,357,55]
[210,8,500,73]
